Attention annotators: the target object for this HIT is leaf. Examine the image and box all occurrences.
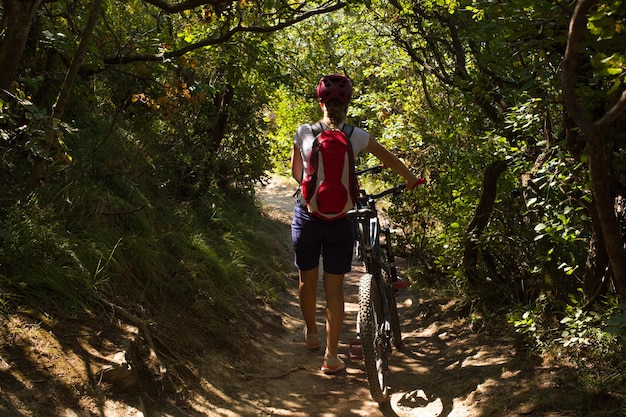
[599,67,623,76]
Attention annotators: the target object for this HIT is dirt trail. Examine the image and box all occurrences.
[249,175,556,417]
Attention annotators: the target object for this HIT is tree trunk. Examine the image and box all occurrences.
[582,199,609,307]
[0,0,43,91]
[585,127,626,295]
[463,160,508,294]
[562,0,626,297]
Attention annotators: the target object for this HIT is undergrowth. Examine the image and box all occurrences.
[1,185,288,313]
[0,105,289,354]
[506,293,626,415]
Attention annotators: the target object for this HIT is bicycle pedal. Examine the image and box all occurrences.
[349,340,363,361]
[392,281,410,289]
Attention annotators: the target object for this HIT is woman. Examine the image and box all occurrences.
[291,74,420,374]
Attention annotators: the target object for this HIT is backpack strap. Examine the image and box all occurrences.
[340,124,356,166]
[303,123,323,205]
[341,125,358,204]
[297,123,324,199]
[341,124,354,139]
[311,122,324,138]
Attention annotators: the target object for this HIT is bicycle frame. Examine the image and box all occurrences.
[348,166,408,404]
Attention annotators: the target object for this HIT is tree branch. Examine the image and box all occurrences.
[142,0,333,13]
[91,1,346,68]
[143,0,226,13]
[595,89,626,129]
[561,0,596,133]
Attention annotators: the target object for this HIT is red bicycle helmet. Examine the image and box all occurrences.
[316,74,352,106]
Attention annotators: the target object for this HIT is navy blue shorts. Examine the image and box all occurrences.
[291,202,355,274]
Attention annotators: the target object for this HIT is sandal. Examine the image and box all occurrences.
[304,326,320,350]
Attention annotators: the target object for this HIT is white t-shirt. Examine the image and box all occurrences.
[294,122,370,174]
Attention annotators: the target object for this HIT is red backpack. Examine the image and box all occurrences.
[301,123,359,220]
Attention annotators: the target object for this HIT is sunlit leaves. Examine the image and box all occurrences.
[588,0,625,40]
[464,5,485,21]
[505,98,544,133]
[421,0,460,14]
[590,53,626,95]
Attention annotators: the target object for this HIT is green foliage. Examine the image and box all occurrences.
[606,302,626,344]
[0,200,94,310]
[508,293,620,357]
[265,86,318,176]
[587,1,626,99]
[0,88,75,197]
[0,85,288,330]
[1,174,287,331]
[510,297,626,415]
[559,296,615,350]
[508,294,550,349]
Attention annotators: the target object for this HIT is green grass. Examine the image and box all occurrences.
[0,171,290,331]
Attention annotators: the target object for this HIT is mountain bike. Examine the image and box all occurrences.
[347,165,414,404]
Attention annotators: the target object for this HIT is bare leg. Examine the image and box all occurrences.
[323,272,345,357]
[299,267,319,336]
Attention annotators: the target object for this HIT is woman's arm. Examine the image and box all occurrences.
[366,137,420,188]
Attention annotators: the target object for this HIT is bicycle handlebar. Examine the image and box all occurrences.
[356,164,385,176]
[356,164,424,201]
[368,184,407,200]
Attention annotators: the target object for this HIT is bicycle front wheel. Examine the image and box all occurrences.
[381,228,403,348]
[358,273,390,404]
[385,274,403,349]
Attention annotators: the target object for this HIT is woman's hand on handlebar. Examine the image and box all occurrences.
[407,177,426,190]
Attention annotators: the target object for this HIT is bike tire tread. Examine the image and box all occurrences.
[358,273,390,404]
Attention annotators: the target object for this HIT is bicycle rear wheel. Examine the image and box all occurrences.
[358,273,390,404]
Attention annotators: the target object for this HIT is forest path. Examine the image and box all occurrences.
[247,175,557,417]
